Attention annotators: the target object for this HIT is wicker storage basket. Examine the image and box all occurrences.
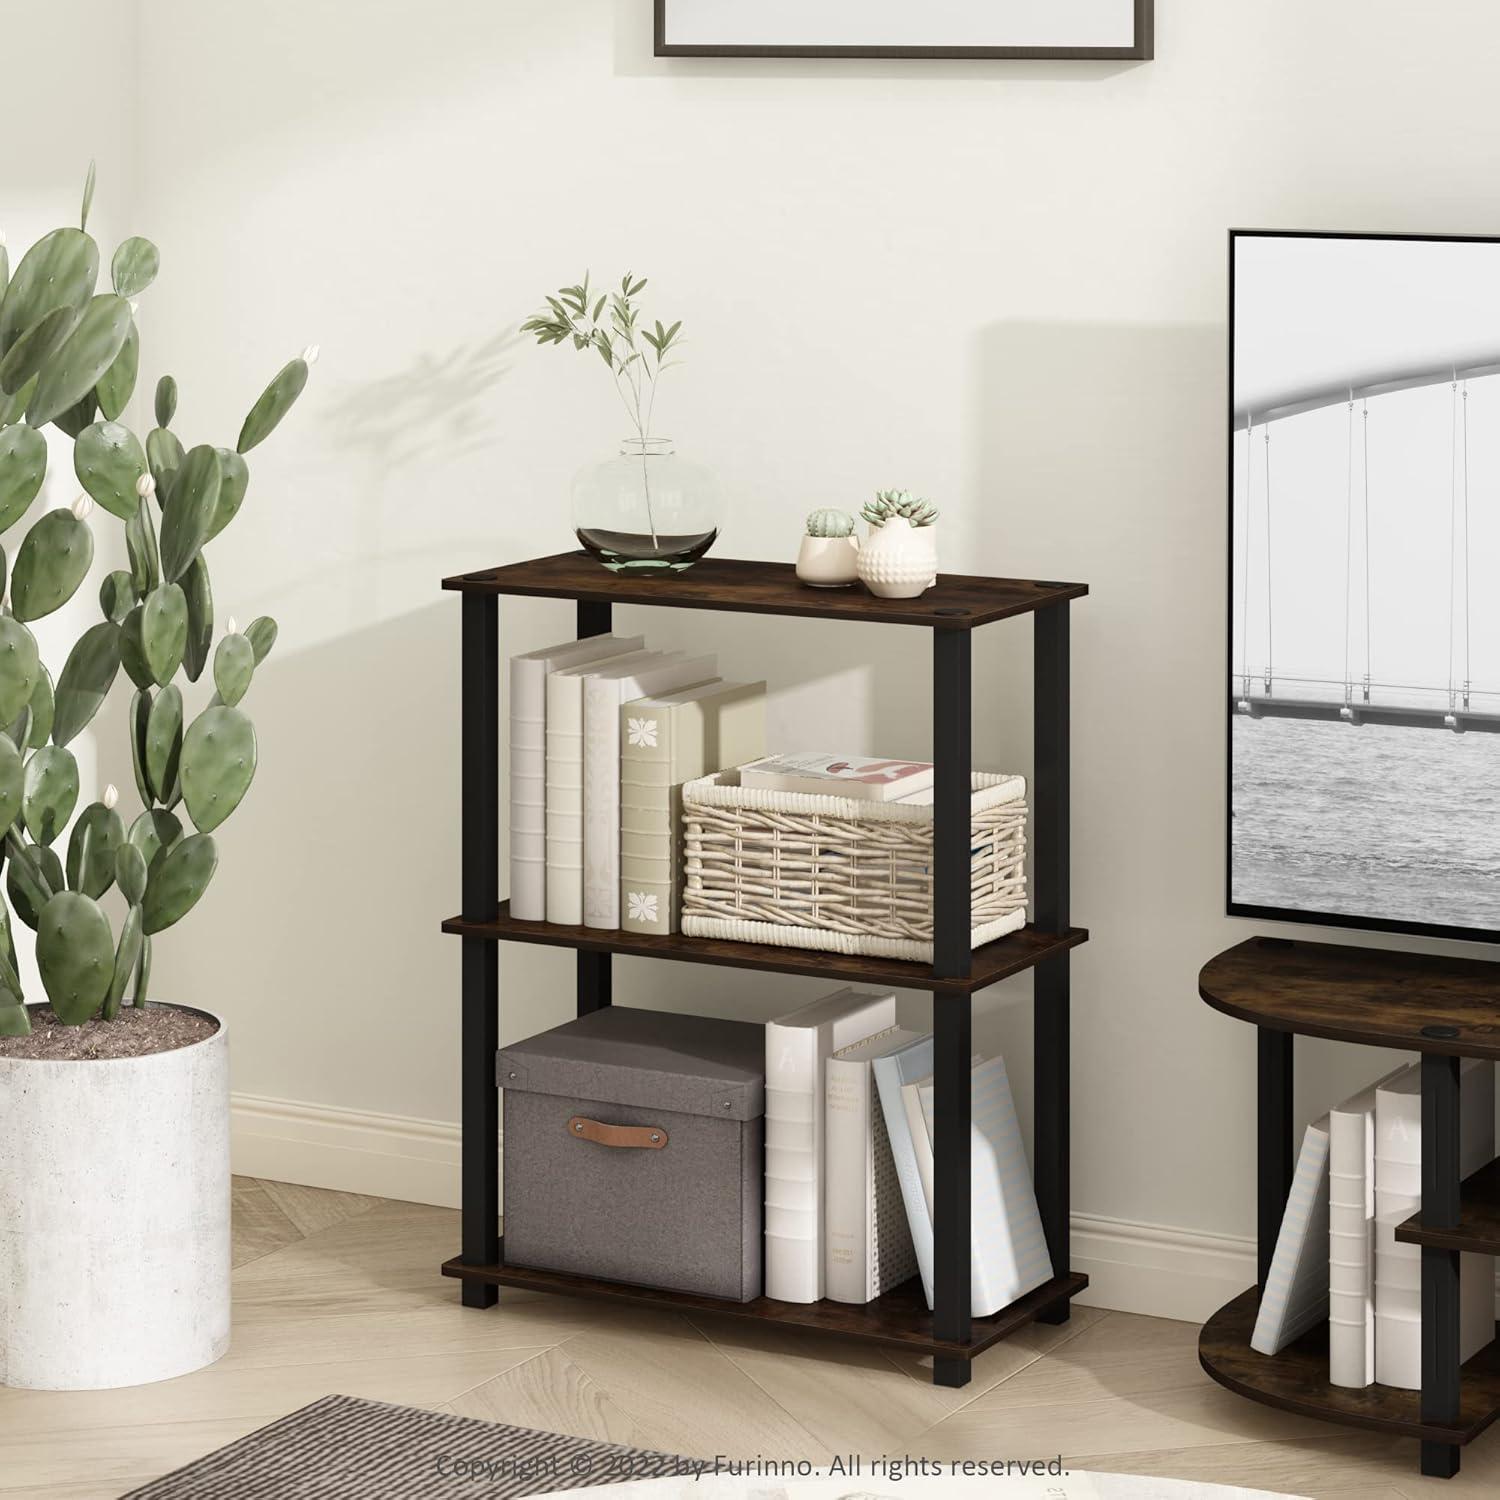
[680,771,1027,963]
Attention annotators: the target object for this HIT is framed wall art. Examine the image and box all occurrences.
[654,0,1154,61]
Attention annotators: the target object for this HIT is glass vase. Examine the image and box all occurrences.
[572,438,720,573]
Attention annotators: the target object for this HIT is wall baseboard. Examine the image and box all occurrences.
[237,1094,1500,1324]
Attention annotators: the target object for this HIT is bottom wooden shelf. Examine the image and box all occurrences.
[443,1244,1087,1360]
[1199,1287,1500,1445]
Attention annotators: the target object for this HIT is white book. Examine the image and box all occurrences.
[916,1058,1053,1316]
[581,652,717,929]
[508,635,644,920]
[546,650,661,924]
[1327,1065,1411,1387]
[1373,1059,1495,1390]
[1250,1115,1332,1357]
[825,1027,922,1305]
[904,1075,935,1216]
[764,987,896,1302]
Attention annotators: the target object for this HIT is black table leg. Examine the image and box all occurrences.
[1421,1052,1462,1480]
[1256,1028,1293,1296]
[460,593,500,1306]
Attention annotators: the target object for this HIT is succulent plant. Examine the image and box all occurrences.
[0,166,309,1031]
[805,508,855,538]
[862,488,940,529]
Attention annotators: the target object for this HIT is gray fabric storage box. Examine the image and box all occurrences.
[499,1006,765,1302]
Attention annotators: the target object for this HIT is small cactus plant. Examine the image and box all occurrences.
[0,165,310,1037]
[862,489,940,528]
[805,508,855,538]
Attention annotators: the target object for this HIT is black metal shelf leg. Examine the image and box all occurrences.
[1033,602,1072,1324]
[575,599,613,1018]
[1256,1029,1293,1296]
[460,593,500,1306]
[1421,1052,1462,1480]
[932,628,973,1387]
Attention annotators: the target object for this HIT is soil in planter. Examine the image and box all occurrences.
[0,1005,219,1061]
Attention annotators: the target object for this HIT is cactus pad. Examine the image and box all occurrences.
[0,227,98,352]
[0,732,23,836]
[237,356,309,453]
[141,582,188,685]
[27,292,133,429]
[5,834,51,931]
[67,799,124,900]
[0,422,46,533]
[214,632,255,707]
[207,447,249,541]
[0,616,41,724]
[36,890,114,1025]
[74,419,148,520]
[129,688,152,805]
[146,425,183,502]
[110,237,159,299]
[51,622,121,747]
[158,444,220,580]
[181,705,255,833]
[245,615,278,665]
[26,667,54,749]
[154,375,177,428]
[0,304,79,396]
[125,495,161,599]
[95,318,138,421]
[145,684,184,804]
[119,607,156,692]
[142,832,217,934]
[23,745,79,846]
[102,903,143,1021]
[115,843,148,905]
[182,554,213,681]
[100,569,134,623]
[128,807,183,877]
[11,507,95,621]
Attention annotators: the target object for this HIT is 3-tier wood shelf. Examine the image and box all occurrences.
[441,551,1089,1386]
[1199,936,1500,1479]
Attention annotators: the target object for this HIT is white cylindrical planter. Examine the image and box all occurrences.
[0,1004,230,1390]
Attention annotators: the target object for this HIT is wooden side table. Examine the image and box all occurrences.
[1198,935,1500,1479]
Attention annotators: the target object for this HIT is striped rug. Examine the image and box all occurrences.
[119,1394,686,1498]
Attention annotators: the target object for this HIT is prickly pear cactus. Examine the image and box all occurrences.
[0,166,308,1032]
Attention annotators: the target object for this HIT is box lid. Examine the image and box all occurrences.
[498,1006,765,1122]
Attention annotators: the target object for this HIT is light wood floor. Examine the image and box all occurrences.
[0,1180,1491,1498]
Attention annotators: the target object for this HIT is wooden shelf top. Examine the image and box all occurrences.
[1397,1156,1500,1255]
[444,1249,1088,1358]
[1200,1287,1500,1444]
[442,552,1087,630]
[1199,937,1500,1058]
[443,902,1087,995]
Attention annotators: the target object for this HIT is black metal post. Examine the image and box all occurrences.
[1421,1052,1462,1480]
[1033,603,1071,1322]
[575,599,613,1017]
[932,628,972,1387]
[460,592,500,1306]
[1256,1028,1293,1295]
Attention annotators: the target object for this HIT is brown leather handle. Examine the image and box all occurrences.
[567,1116,668,1150]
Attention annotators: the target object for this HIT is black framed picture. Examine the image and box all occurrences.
[1228,229,1500,946]
[654,0,1153,60]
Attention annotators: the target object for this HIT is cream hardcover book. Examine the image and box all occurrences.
[619,680,766,935]
[581,652,717,930]
[824,1026,921,1304]
[509,634,644,921]
[546,650,662,925]
[764,987,897,1302]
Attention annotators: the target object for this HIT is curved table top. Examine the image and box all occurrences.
[1200,936,1500,1059]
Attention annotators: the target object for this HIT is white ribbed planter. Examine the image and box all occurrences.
[0,1003,230,1390]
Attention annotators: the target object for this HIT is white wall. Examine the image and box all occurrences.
[77,0,1500,1313]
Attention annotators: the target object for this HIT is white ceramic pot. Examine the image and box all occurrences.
[857,516,938,599]
[0,1003,231,1390]
[795,533,860,587]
